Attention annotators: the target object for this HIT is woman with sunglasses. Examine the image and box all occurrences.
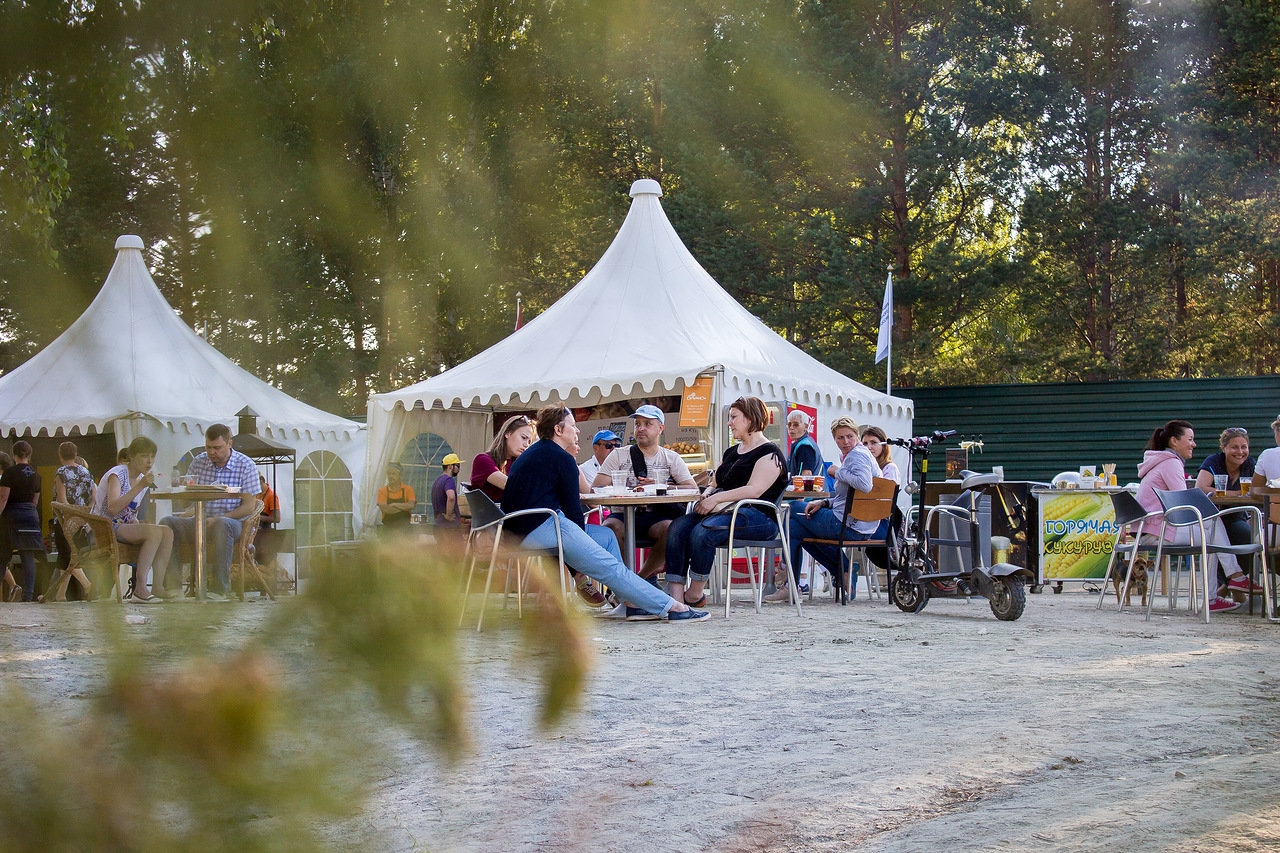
[469,414,535,504]
[1194,427,1259,599]
[1195,427,1254,495]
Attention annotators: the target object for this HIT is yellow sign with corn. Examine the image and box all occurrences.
[1039,491,1120,580]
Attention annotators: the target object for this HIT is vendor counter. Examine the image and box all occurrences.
[1031,487,1124,584]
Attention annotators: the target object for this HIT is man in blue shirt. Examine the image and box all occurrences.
[160,423,260,600]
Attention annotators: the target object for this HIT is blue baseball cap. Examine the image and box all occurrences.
[592,429,621,445]
[630,404,665,424]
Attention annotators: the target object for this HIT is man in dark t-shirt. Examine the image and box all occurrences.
[431,454,461,528]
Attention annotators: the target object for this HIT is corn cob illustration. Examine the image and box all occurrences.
[1041,494,1119,578]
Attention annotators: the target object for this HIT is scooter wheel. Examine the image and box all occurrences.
[988,575,1027,621]
[890,572,928,613]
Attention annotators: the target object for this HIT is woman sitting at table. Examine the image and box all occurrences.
[771,417,885,603]
[93,436,174,602]
[663,396,788,607]
[860,425,900,486]
[469,415,535,504]
[1195,427,1257,593]
[1136,420,1258,614]
[1196,427,1255,494]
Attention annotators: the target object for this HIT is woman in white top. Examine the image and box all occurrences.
[94,436,174,602]
[860,426,900,486]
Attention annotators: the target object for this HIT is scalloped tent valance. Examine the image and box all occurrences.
[362,179,912,532]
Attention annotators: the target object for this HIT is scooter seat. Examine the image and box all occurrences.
[961,472,1001,489]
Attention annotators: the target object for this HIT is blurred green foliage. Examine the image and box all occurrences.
[0,540,590,851]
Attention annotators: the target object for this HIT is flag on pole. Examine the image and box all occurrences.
[875,271,893,364]
[514,292,523,331]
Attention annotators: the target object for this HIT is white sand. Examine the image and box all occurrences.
[6,586,1280,851]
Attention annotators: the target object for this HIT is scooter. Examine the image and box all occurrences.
[886,431,1035,621]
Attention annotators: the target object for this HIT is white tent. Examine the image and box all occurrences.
[364,179,912,528]
[0,235,367,538]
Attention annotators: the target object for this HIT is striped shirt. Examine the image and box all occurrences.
[187,449,260,516]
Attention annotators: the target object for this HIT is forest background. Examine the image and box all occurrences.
[1,0,1278,419]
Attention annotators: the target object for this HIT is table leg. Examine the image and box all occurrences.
[193,502,206,601]
[624,506,637,573]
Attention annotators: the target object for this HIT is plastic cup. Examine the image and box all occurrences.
[1241,479,1252,496]
[1214,474,1228,494]
[611,470,629,493]
[803,475,815,491]
[651,466,669,487]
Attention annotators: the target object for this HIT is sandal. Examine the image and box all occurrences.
[683,593,707,608]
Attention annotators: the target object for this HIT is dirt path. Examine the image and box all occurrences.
[4,587,1280,851]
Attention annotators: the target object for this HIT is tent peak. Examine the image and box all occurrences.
[115,235,145,251]
[629,179,662,198]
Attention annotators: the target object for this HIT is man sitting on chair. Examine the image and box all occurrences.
[592,405,698,579]
[160,423,261,600]
[774,416,884,602]
[501,405,707,623]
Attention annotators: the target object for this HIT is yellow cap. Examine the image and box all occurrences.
[442,453,462,466]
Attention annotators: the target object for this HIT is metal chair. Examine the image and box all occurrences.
[1096,490,1163,612]
[714,497,799,616]
[798,477,897,604]
[1151,488,1263,623]
[457,488,567,631]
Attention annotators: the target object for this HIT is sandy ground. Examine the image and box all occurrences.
[5,584,1280,852]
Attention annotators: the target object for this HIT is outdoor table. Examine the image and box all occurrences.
[581,490,700,571]
[151,487,246,601]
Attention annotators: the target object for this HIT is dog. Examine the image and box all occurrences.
[1113,554,1151,606]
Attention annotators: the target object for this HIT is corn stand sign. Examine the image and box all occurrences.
[1037,490,1120,581]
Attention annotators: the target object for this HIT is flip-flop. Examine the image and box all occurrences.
[683,593,707,608]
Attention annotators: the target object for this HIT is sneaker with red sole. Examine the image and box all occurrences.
[1209,596,1242,613]
[1227,576,1264,594]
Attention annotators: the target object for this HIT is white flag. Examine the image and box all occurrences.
[875,271,893,364]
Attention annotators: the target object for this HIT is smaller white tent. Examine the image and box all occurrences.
[0,235,367,534]
[364,179,912,529]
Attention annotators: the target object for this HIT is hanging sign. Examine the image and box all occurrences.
[679,376,715,428]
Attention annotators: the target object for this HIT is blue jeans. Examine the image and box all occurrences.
[664,507,779,584]
[520,511,675,617]
[789,506,889,589]
[161,514,243,594]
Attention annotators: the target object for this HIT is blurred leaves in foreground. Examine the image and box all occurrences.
[0,538,590,852]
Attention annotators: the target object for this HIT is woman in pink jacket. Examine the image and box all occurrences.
[1135,420,1257,614]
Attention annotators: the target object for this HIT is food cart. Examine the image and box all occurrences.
[1031,486,1123,589]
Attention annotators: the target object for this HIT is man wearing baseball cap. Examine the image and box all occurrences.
[431,453,463,530]
[592,404,699,595]
[579,429,622,484]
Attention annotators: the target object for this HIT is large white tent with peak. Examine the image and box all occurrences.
[0,235,367,538]
[364,179,912,529]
